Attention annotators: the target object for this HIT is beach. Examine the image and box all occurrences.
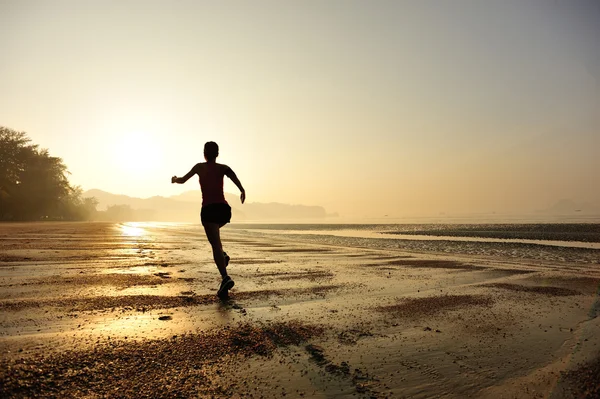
[1,222,599,398]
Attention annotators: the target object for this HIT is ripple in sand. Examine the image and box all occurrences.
[2,273,177,289]
[376,294,493,318]
[264,248,335,253]
[0,285,345,312]
[225,258,282,265]
[255,270,334,282]
[0,294,218,312]
[484,283,582,296]
[0,254,33,262]
[525,276,600,295]
[365,259,485,270]
[232,284,344,301]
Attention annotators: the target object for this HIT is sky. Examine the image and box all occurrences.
[1,0,599,219]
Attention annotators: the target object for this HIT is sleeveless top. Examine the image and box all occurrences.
[198,163,227,206]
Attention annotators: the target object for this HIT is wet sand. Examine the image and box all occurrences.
[1,222,599,398]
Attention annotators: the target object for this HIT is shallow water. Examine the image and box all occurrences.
[246,228,600,250]
[229,225,600,264]
[230,222,600,240]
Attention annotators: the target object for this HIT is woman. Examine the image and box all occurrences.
[171,141,245,299]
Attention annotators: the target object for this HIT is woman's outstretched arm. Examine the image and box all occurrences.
[171,164,198,184]
[225,167,246,204]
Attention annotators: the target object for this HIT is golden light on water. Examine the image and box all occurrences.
[119,223,146,237]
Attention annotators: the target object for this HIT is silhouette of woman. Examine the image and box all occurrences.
[171,141,245,299]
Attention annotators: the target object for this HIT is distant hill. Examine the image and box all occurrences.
[83,189,224,222]
[83,189,335,222]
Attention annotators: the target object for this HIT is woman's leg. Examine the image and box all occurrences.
[203,222,227,278]
[219,222,230,266]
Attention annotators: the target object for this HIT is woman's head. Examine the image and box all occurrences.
[204,141,219,161]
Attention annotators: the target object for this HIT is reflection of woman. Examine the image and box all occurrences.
[171,141,245,299]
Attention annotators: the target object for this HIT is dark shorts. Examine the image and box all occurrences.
[201,203,232,225]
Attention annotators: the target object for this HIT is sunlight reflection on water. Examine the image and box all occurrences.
[119,222,147,237]
[93,313,196,338]
[103,266,155,275]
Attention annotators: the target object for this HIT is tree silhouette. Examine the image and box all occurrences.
[0,126,97,220]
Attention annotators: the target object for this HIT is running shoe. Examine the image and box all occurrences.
[217,275,235,299]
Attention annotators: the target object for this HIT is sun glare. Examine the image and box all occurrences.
[119,223,146,237]
[114,131,163,174]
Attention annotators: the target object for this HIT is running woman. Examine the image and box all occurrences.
[171,141,245,299]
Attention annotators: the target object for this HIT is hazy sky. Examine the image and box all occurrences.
[1,0,599,218]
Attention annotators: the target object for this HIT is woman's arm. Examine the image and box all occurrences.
[171,164,198,184]
[224,166,246,204]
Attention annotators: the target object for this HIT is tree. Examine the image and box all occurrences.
[0,126,97,220]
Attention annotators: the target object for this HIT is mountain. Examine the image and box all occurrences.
[83,189,335,222]
[83,189,224,222]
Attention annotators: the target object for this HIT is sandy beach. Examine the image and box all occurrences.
[1,222,599,398]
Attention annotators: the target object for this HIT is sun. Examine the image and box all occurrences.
[114,131,163,174]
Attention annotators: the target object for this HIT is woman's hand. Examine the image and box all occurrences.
[240,191,246,204]
[171,176,178,184]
